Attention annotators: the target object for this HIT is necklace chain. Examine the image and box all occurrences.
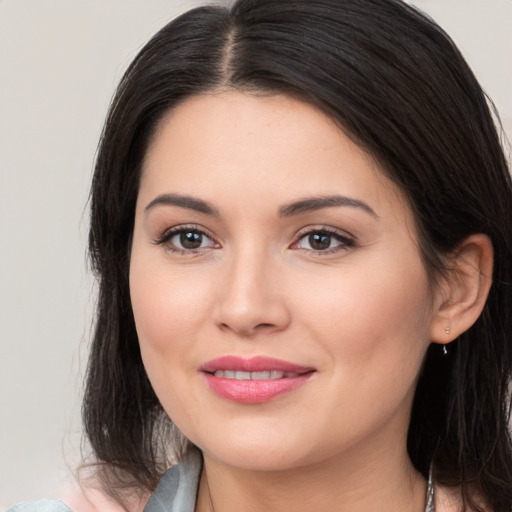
[425,464,436,512]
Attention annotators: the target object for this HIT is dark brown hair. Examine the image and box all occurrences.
[84,1,512,510]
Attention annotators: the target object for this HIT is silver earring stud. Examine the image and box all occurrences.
[443,345,448,356]
[444,327,450,334]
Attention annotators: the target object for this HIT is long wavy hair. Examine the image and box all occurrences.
[84,1,512,510]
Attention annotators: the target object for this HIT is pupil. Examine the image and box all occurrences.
[309,233,331,250]
[180,231,202,249]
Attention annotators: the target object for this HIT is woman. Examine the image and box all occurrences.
[9,0,512,511]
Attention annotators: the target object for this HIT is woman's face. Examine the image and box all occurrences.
[130,92,439,472]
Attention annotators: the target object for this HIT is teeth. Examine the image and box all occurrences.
[251,371,271,380]
[212,370,299,380]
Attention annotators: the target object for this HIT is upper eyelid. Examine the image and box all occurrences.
[153,224,217,245]
[290,226,357,251]
[294,225,355,240]
[158,223,210,237]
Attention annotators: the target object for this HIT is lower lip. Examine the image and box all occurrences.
[203,373,313,404]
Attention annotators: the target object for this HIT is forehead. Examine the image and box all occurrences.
[139,91,407,220]
[143,92,351,176]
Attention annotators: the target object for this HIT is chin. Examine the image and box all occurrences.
[189,427,328,472]
[202,446,308,472]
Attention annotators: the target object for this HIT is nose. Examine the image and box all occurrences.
[213,248,291,337]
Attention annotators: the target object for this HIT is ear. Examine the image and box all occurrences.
[430,234,493,345]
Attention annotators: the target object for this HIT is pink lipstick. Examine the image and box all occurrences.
[201,356,315,404]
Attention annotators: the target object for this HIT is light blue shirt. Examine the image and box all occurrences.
[6,500,71,512]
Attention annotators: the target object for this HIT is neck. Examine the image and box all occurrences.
[195,439,426,512]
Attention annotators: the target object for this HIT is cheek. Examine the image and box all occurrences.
[129,249,212,370]
[288,260,433,446]
[129,255,213,428]
[294,255,433,374]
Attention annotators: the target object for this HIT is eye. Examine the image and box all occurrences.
[154,226,219,253]
[292,228,355,254]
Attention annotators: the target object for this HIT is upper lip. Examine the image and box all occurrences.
[201,356,315,374]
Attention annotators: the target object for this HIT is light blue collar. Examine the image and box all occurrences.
[143,449,202,512]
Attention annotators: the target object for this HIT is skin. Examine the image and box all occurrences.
[129,92,491,512]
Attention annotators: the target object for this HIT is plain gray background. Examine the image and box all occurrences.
[1,0,511,508]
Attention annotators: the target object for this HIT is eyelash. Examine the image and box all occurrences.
[153,225,219,255]
[292,227,356,255]
[153,225,356,255]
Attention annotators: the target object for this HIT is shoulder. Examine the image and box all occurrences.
[58,480,148,512]
[5,478,148,512]
[5,499,72,512]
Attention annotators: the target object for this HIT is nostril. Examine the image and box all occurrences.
[217,321,277,336]
[214,293,291,336]
[219,322,231,332]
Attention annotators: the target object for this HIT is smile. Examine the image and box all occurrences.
[213,370,300,380]
[201,356,315,404]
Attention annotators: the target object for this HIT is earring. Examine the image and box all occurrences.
[443,345,448,356]
[444,327,451,334]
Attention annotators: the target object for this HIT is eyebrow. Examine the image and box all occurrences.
[144,192,377,219]
[278,195,378,218]
[145,193,220,216]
